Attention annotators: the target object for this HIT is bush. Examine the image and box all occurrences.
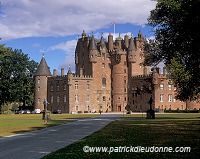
[0,103,10,113]
[2,110,13,114]
[164,108,199,113]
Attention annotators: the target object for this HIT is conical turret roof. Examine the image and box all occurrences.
[128,37,136,51]
[99,36,106,47]
[67,65,72,74]
[35,56,51,76]
[89,35,97,50]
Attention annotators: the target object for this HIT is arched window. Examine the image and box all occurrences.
[102,78,106,88]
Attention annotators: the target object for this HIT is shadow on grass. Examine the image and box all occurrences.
[42,118,200,159]
[1,120,76,137]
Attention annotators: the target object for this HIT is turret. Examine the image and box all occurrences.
[67,65,73,85]
[152,67,159,85]
[89,35,98,63]
[99,35,106,50]
[115,34,123,50]
[128,37,136,63]
[108,33,114,51]
[124,34,129,49]
[135,31,145,49]
[34,56,51,111]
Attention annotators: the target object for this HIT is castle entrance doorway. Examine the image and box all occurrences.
[117,106,121,111]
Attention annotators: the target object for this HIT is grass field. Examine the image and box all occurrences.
[42,113,200,159]
[0,114,100,137]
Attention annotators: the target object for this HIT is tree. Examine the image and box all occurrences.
[0,46,38,107]
[144,0,200,101]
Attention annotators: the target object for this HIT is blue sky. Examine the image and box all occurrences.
[0,0,157,74]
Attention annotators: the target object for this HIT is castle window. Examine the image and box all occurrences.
[124,61,127,65]
[102,54,105,60]
[38,98,40,104]
[50,85,53,91]
[86,95,90,102]
[124,69,126,73]
[173,98,176,102]
[124,97,127,101]
[160,94,164,102]
[75,84,78,90]
[140,55,142,59]
[103,96,106,102]
[102,78,106,88]
[124,88,127,92]
[124,80,126,84]
[51,96,53,103]
[64,84,67,90]
[56,84,59,91]
[149,84,152,90]
[75,95,78,102]
[168,84,172,90]
[57,95,60,103]
[174,86,177,90]
[108,63,111,69]
[160,84,164,90]
[129,55,133,59]
[75,106,78,111]
[86,84,90,90]
[38,87,40,91]
[168,94,172,102]
[64,95,67,103]
[38,79,40,84]
[102,63,105,68]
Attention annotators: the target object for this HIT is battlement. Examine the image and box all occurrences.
[50,68,93,80]
[132,74,152,79]
[72,74,93,79]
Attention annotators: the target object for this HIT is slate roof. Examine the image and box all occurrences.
[128,37,136,51]
[89,35,97,50]
[35,57,51,76]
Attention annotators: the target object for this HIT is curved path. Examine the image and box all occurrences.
[0,114,121,159]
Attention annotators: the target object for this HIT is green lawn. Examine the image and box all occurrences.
[42,114,200,159]
[0,114,100,137]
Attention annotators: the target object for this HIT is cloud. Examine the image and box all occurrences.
[49,40,77,53]
[0,0,156,40]
[58,55,75,73]
[48,39,77,73]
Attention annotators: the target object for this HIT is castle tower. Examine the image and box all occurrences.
[89,34,98,63]
[111,34,128,111]
[34,56,51,111]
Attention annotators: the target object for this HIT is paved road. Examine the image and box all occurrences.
[0,114,121,159]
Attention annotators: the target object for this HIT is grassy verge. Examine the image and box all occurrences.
[43,115,200,159]
[0,114,100,137]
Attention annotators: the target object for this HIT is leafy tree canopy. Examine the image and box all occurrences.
[144,0,200,101]
[0,45,38,107]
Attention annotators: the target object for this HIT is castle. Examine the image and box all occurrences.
[34,31,200,113]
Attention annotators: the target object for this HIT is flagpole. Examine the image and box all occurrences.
[114,23,115,40]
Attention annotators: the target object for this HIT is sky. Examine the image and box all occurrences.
[0,0,157,74]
